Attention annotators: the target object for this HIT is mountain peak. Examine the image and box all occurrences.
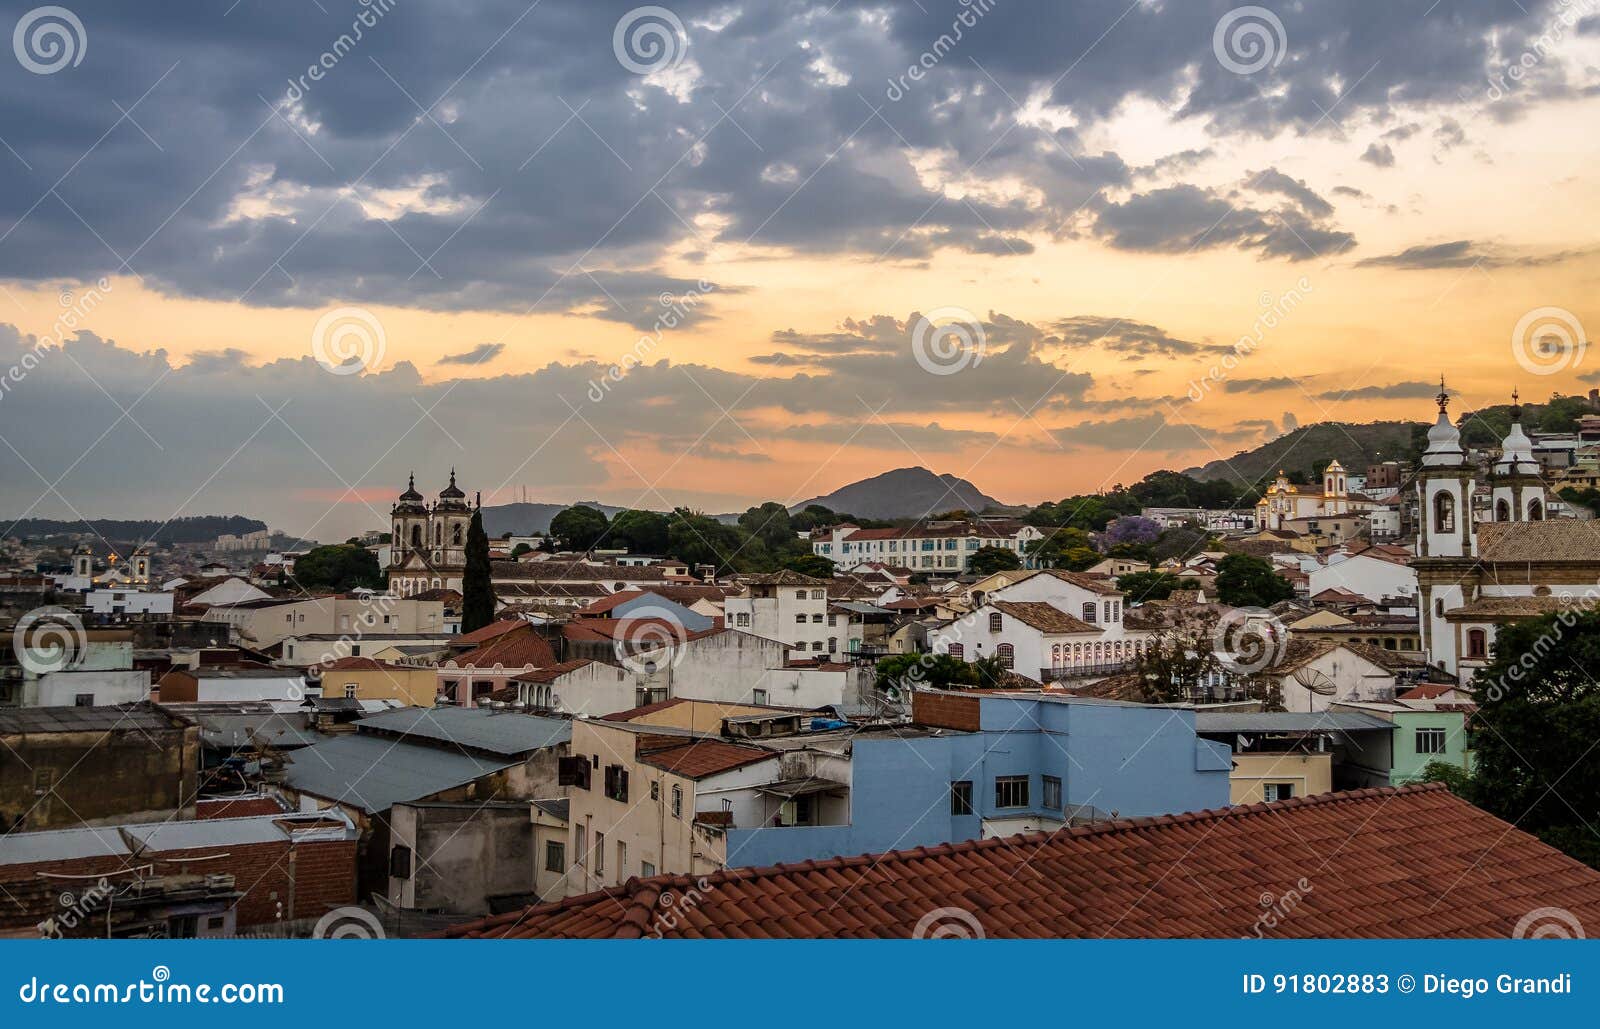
[792,466,1009,520]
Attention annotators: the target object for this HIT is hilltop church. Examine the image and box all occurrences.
[1412,382,1600,680]
[387,471,477,596]
[1254,460,1379,530]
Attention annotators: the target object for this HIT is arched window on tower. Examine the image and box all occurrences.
[434,523,442,546]
[1433,491,1455,533]
[1495,498,1511,522]
[452,524,463,546]
[1529,498,1544,521]
[1466,629,1487,660]
[410,524,422,547]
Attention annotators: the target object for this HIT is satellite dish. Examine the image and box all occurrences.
[1293,667,1337,695]
[883,685,903,703]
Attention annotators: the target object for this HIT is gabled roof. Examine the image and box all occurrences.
[440,784,1600,938]
[989,600,1101,635]
[452,618,528,647]
[450,627,557,669]
[511,659,596,683]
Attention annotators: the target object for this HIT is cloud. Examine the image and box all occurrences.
[1088,177,1355,261]
[1315,381,1440,400]
[1361,143,1396,167]
[1355,240,1595,270]
[1051,315,1218,358]
[1224,377,1299,393]
[437,342,505,365]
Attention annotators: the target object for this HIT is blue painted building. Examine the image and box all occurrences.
[724,691,1232,868]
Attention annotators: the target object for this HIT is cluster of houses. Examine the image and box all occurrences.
[3,384,1599,937]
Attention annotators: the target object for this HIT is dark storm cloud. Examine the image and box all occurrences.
[0,0,1581,312]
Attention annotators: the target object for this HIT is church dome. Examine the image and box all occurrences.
[438,469,468,506]
[393,473,427,514]
[1422,378,1466,467]
[1494,390,1540,477]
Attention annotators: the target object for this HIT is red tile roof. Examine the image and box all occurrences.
[510,659,595,684]
[438,785,1600,938]
[636,739,777,780]
[450,627,557,669]
[990,600,1101,635]
[452,618,528,647]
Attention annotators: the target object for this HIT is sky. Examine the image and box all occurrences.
[1,0,1598,541]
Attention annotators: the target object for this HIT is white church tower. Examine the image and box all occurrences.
[1490,389,1547,522]
[1416,378,1474,560]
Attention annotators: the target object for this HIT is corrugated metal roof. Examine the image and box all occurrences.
[0,824,131,865]
[1194,711,1395,734]
[354,706,571,756]
[280,734,516,813]
[0,704,175,735]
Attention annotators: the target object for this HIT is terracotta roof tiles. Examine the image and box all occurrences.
[440,785,1600,938]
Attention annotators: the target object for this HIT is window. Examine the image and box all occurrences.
[795,590,807,599]
[617,840,627,877]
[650,781,660,800]
[389,845,413,879]
[812,590,825,600]
[811,641,823,651]
[1042,775,1062,811]
[947,643,964,660]
[604,765,629,802]
[1466,629,1487,659]
[1495,498,1511,521]
[753,689,768,705]
[344,682,358,699]
[574,824,586,865]
[827,637,837,652]
[796,613,807,623]
[989,612,1002,632]
[641,861,656,878]
[994,775,1029,808]
[1433,491,1455,533]
[1263,782,1294,801]
[594,832,605,873]
[1082,602,1097,624]
[73,693,94,707]
[995,643,1014,669]
[950,780,974,816]
[1416,728,1447,754]
[736,612,750,627]
[1529,498,1544,520]
[671,784,683,818]
[545,840,565,872]
[811,613,823,622]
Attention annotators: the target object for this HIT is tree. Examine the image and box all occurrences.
[738,502,798,554]
[665,508,744,571]
[607,509,671,554]
[510,542,533,559]
[875,653,978,691]
[460,509,496,633]
[782,554,836,578]
[1025,527,1099,570]
[549,505,609,551]
[292,544,382,592]
[968,545,1022,576]
[1214,553,1295,607]
[1463,609,1600,868]
[1116,571,1184,603]
[1102,515,1161,548]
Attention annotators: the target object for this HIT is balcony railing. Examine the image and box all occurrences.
[1039,660,1136,682]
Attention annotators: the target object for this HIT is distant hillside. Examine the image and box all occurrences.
[2,515,266,544]
[481,501,630,536]
[1186,421,1424,487]
[792,467,1010,520]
